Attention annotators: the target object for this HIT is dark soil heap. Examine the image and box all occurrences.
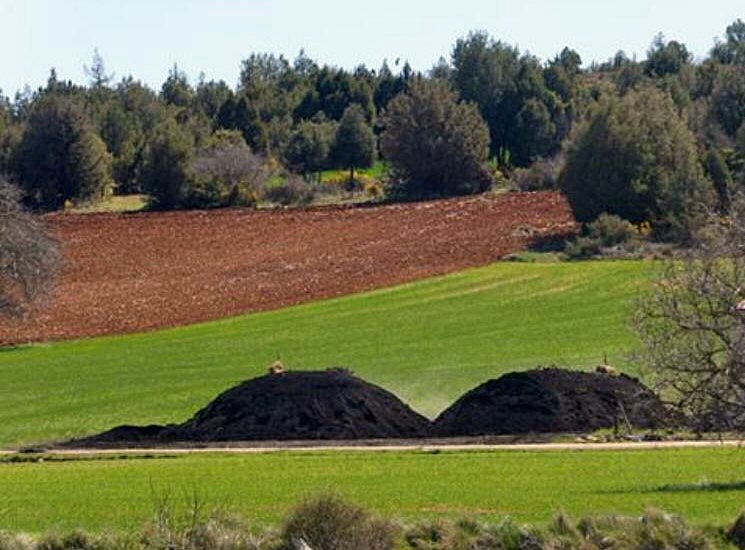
[433,368,670,436]
[74,369,431,445]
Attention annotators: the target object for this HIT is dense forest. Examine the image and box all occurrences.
[1,21,745,241]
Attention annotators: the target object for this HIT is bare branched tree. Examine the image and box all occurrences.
[193,143,268,194]
[635,196,745,433]
[0,177,61,317]
[191,141,269,207]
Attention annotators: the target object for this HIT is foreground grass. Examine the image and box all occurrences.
[1,448,744,532]
[0,261,650,447]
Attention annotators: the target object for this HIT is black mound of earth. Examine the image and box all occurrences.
[434,368,670,436]
[73,369,431,445]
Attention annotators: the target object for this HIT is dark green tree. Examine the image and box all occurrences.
[711,19,745,65]
[160,64,193,108]
[195,79,234,125]
[141,118,194,209]
[645,34,691,77]
[380,80,492,199]
[331,105,375,183]
[16,95,112,210]
[374,60,411,113]
[295,67,374,122]
[710,65,745,137]
[704,148,734,211]
[284,117,337,179]
[450,31,564,165]
[559,87,714,240]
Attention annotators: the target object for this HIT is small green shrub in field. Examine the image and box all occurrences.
[565,213,643,259]
[279,494,397,550]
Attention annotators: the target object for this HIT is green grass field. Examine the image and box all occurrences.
[0,260,652,448]
[320,160,389,182]
[68,194,148,213]
[1,448,744,532]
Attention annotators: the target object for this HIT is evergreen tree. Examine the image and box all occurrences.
[16,95,112,210]
[141,118,194,209]
[331,105,375,183]
[559,87,714,240]
[380,80,492,199]
[284,117,336,179]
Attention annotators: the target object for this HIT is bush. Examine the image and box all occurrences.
[559,87,714,241]
[140,503,271,550]
[264,176,316,206]
[510,156,563,192]
[564,214,642,259]
[189,142,267,208]
[279,494,397,550]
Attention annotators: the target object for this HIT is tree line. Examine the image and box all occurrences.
[0,23,745,233]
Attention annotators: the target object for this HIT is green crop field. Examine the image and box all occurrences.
[1,447,744,532]
[0,260,653,448]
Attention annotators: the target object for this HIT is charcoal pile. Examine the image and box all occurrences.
[72,369,430,446]
[433,368,671,436]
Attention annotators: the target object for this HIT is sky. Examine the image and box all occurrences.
[1,0,743,95]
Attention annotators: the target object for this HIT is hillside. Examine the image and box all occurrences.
[0,191,575,344]
[0,260,652,447]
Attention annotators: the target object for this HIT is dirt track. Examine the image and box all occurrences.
[3,440,741,456]
[0,192,576,344]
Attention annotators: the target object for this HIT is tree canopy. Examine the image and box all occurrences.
[16,95,112,210]
[380,80,492,199]
[559,87,714,240]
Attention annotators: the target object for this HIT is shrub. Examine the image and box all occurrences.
[140,503,271,550]
[0,532,35,550]
[564,214,642,259]
[510,156,563,192]
[279,494,397,550]
[189,142,267,208]
[263,176,316,206]
[727,510,745,549]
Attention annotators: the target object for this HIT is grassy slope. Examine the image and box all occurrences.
[0,261,652,447]
[2,448,744,532]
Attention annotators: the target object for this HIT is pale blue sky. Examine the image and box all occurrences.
[1,1,742,95]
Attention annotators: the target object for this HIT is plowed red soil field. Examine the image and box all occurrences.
[0,191,576,344]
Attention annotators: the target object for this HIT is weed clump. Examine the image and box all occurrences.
[279,494,397,550]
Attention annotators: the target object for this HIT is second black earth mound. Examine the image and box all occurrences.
[433,368,670,436]
[75,369,431,445]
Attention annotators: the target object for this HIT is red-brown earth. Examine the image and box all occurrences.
[0,191,577,345]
